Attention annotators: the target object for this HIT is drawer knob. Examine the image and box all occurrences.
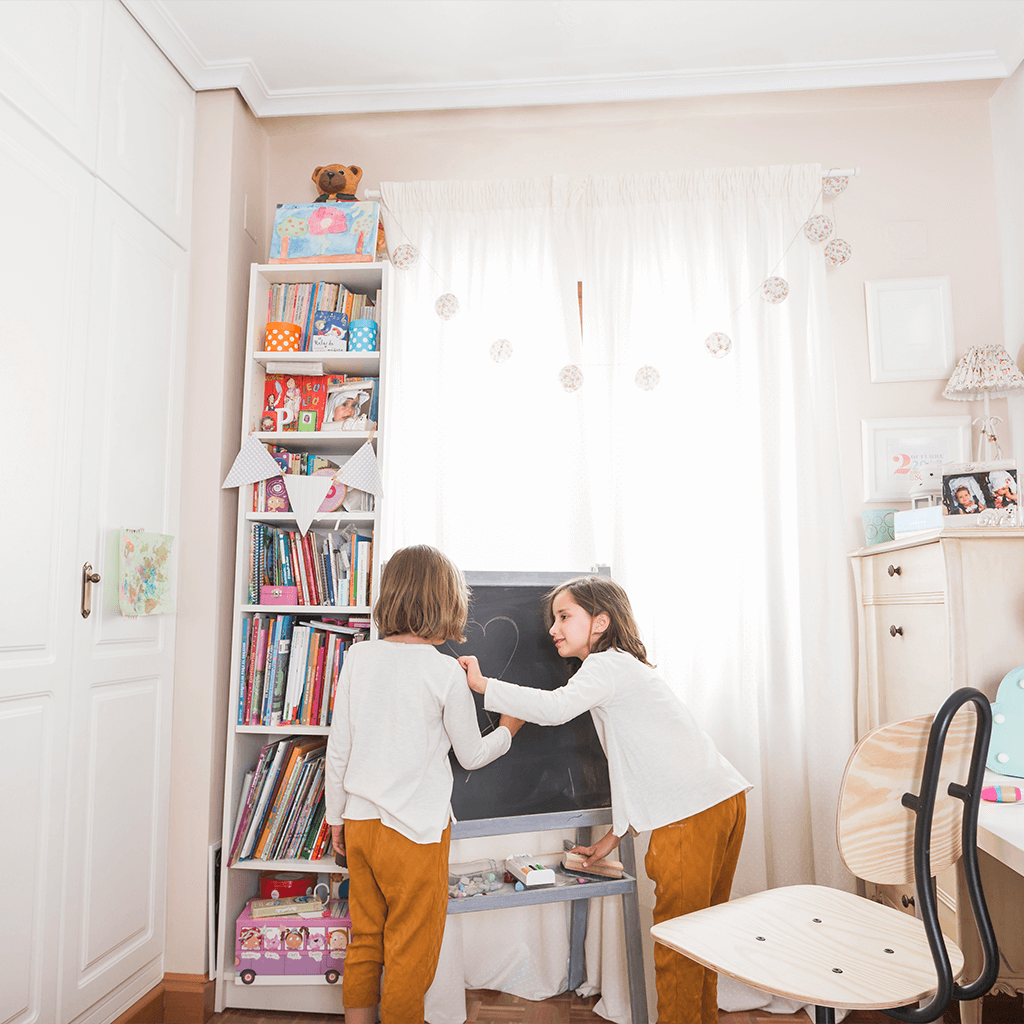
[901,894,915,908]
[889,625,903,637]
[887,564,902,577]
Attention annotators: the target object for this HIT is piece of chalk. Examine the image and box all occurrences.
[981,785,1022,803]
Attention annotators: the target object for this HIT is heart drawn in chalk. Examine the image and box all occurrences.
[444,615,520,732]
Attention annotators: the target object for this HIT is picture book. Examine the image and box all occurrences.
[269,202,379,264]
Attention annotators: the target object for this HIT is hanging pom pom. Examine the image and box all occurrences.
[490,338,513,363]
[761,276,789,304]
[705,332,732,358]
[822,175,849,196]
[558,365,584,392]
[824,238,852,266]
[435,293,459,320]
[391,243,420,269]
[634,365,660,391]
[804,215,833,243]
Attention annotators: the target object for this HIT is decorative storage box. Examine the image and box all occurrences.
[264,321,301,352]
[235,898,351,986]
[260,585,298,605]
[348,319,378,352]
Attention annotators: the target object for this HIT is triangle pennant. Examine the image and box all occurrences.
[283,474,334,536]
[222,434,283,488]
[338,441,383,497]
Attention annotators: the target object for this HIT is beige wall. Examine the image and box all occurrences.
[260,81,1005,553]
[167,89,266,973]
[167,79,1009,973]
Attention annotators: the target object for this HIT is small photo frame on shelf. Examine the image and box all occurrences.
[864,276,955,383]
[941,460,1019,525]
[323,379,376,432]
[862,416,972,503]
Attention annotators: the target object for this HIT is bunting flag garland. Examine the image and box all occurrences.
[337,441,384,498]
[282,474,334,536]
[222,434,284,488]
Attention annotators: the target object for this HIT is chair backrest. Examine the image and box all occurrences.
[836,701,977,884]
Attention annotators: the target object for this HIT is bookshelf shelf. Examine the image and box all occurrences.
[216,261,389,1013]
[255,430,375,455]
[253,349,380,377]
[240,604,372,614]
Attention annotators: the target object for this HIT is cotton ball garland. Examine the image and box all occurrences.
[490,339,513,363]
[705,332,732,358]
[634,365,660,391]
[803,215,833,243]
[558,365,584,392]
[435,293,459,320]
[822,175,849,196]
[824,238,852,266]
[391,243,420,269]
[761,276,789,304]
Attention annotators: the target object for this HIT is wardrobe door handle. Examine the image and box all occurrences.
[81,562,102,618]
[889,625,903,637]
[887,564,902,577]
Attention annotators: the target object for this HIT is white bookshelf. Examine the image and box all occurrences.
[215,261,390,1013]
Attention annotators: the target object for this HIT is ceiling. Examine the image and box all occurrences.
[123,0,1024,118]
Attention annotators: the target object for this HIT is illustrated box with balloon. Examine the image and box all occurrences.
[269,202,379,263]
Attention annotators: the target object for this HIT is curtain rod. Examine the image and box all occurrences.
[364,169,859,200]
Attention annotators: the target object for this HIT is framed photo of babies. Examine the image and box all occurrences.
[941,461,1019,524]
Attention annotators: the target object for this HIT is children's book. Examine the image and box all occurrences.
[269,202,379,264]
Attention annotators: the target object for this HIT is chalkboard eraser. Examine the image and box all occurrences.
[560,850,623,879]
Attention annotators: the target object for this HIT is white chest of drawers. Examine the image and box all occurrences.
[850,528,1024,1019]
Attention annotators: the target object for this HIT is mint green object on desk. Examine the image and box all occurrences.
[860,509,897,546]
[988,665,1024,778]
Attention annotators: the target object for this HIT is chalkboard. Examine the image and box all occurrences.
[437,571,612,821]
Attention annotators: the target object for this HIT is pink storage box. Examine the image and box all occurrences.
[235,898,351,985]
[260,585,298,606]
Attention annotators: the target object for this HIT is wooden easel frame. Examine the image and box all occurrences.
[449,808,648,1024]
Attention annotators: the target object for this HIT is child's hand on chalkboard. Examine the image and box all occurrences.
[499,714,525,738]
[458,655,488,694]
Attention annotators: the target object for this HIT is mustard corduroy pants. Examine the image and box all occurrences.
[646,792,747,1023]
[342,817,451,1023]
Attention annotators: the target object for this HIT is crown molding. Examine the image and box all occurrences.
[122,0,1011,119]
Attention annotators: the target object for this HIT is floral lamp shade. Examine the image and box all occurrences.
[943,345,1024,460]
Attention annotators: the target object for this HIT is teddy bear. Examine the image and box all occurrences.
[311,163,389,261]
[312,164,362,202]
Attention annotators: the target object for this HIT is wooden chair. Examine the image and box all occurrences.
[651,688,999,1024]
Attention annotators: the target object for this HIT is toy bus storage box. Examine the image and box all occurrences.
[235,898,351,985]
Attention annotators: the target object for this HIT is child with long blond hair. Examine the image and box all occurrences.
[325,544,523,1024]
[460,575,750,1024]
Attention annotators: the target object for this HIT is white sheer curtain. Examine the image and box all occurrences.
[380,168,856,1022]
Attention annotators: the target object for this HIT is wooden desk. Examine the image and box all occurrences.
[960,771,1024,1023]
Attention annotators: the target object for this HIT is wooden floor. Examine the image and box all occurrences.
[206,988,895,1023]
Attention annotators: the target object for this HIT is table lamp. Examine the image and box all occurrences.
[942,344,1024,461]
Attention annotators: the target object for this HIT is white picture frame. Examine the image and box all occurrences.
[862,416,972,502]
[864,276,955,383]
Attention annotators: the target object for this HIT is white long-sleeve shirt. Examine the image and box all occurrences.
[325,639,512,844]
[483,648,750,838]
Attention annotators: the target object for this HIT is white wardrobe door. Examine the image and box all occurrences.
[0,96,95,1024]
[0,0,103,169]
[59,181,188,1022]
[97,0,194,249]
